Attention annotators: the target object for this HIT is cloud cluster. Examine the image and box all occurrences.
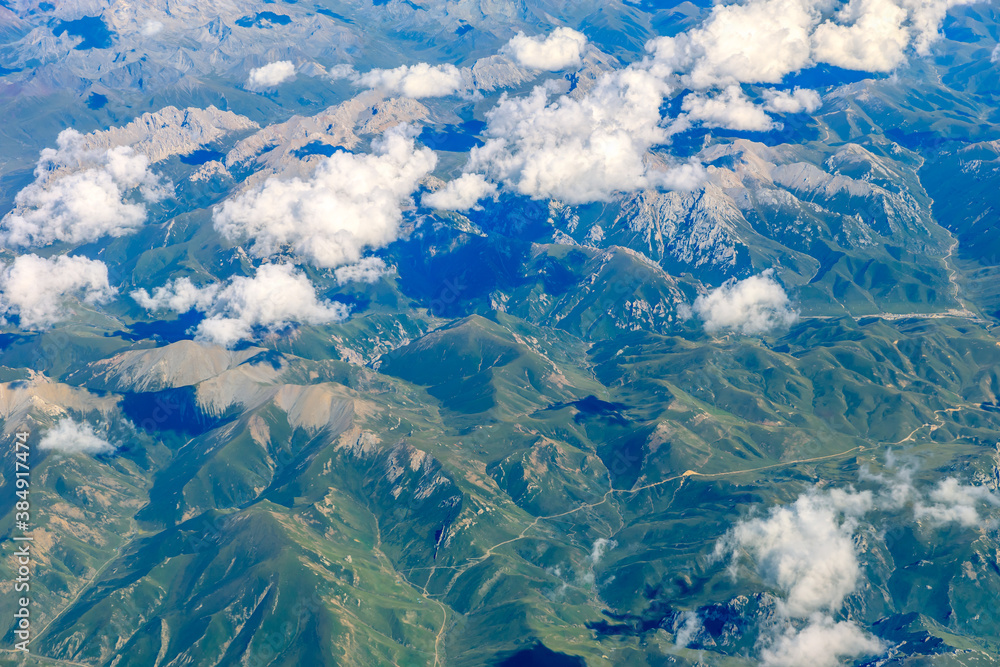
[643,0,971,131]
[710,459,997,666]
[469,72,703,204]
[863,455,1000,527]
[715,488,885,667]
[502,27,589,71]
[334,257,389,285]
[422,173,497,211]
[1,129,169,248]
[0,254,116,330]
[691,270,798,335]
[39,418,114,455]
[681,85,777,131]
[915,477,1000,527]
[213,126,436,268]
[133,263,349,348]
[648,0,971,87]
[246,61,296,91]
[356,63,465,98]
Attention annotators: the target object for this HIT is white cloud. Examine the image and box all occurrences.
[645,0,815,88]
[133,263,349,348]
[469,71,704,204]
[247,61,296,91]
[213,125,436,268]
[716,488,885,666]
[914,477,1000,527]
[589,538,617,565]
[862,454,999,527]
[760,613,886,667]
[692,270,798,334]
[39,418,114,455]
[764,87,823,114]
[673,611,702,648]
[422,173,497,211]
[812,0,911,71]
[502,27,588,71]
[357,63,465,98]
[992,44,1000,64]
[141,20,164,36]
[334,257,389,285]
[132,276,219,313]
[681,85,776,131]
[716,488,873,617]
[0,254,116,330]
[327,64,357,80]
[646,0,975,86]
[0,129,169,248]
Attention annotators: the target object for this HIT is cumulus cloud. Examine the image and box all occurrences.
[246,61,296,91]
[39,418,114,455]
[133,263,349,348]
[681,85,776,131]
[356,63,465,98]
[717,488,873,617]
[469,71,704,204]
[0,254,116,330]
[213,126,436,268]
[764,87,823,113]
[647,0,974,87]
[716,488,885,666]
[760,613,886,667]
[132,276,219,313]
[692,269,798,334]
[645,0,815,88]
[502,27,588,71]
[334,257,389,285]
[422,173,497,211]
[0,129,169,248]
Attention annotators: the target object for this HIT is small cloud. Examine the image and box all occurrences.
[334,257,389,285]
[327,63,357,81]
[40,418,114,455]
[422,173,497,211]
[692,269,798,335]
[0,254,116,330]
[914,477,1000,527]
[502,27,588,71]
[764,87,821,114]
[681,85,775,131]
[247,61,296,91]
[589,537,617,566]
[356,63,465,98]
[141,20,164,36]
[133,263,349,348]
[760,612,885,667]
[673,611,701,647]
